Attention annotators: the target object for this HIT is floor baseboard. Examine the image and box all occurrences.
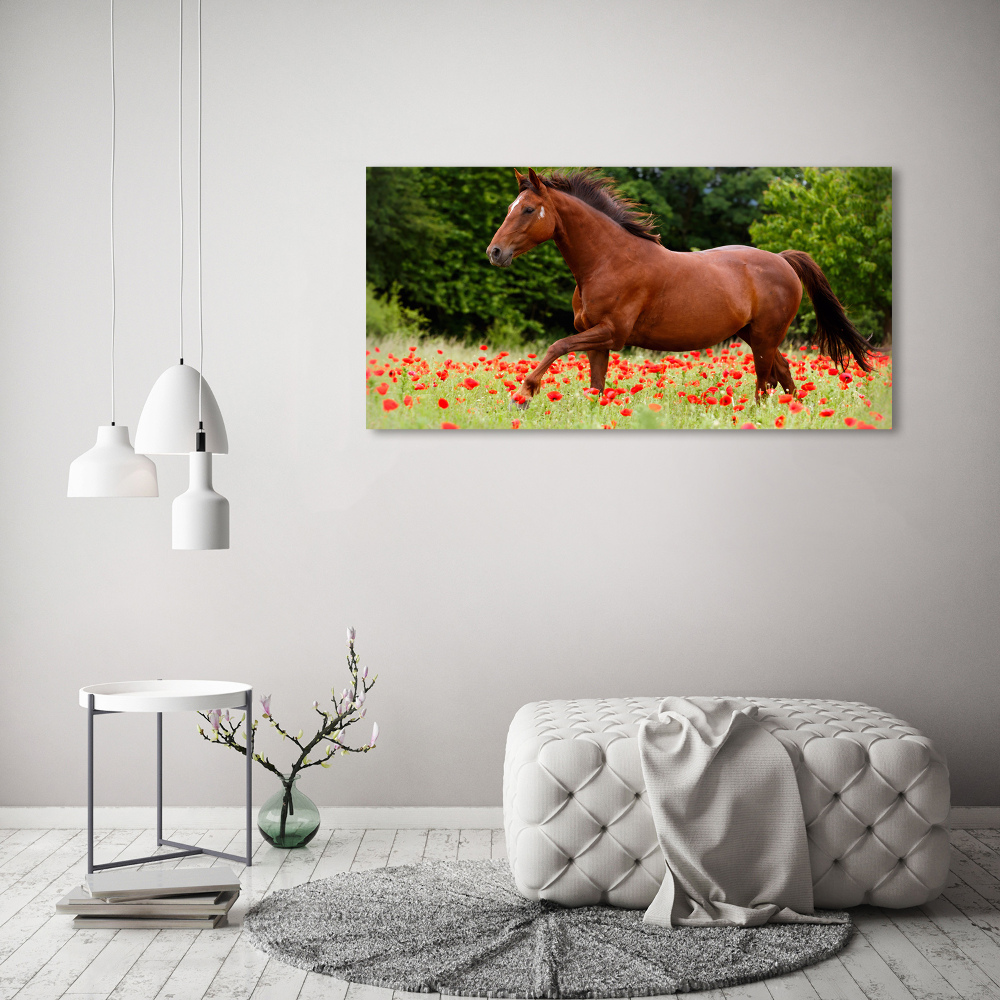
[0,804,994,830]
[948,806,1000,829]
[0,805,505,830]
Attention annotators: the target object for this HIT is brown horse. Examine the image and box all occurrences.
[486,168,873,407]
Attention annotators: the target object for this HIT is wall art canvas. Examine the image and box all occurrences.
[366,167,892,430]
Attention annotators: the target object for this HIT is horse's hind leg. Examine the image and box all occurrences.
[747,320,795,401]
[771,352,796,394]
[587,349,609,391]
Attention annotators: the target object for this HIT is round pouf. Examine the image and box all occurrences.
[244,860,852,997]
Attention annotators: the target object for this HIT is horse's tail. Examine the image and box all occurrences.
[780,250,874,372]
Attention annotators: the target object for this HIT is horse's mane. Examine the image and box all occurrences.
[521,169,662,244]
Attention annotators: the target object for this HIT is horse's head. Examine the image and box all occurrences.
[486,169,556,267]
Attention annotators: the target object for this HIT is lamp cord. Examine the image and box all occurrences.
[197,0,204,428]
[178,0,184,365]
[110,0,117,425]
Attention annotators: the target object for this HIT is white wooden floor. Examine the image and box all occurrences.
[1,826,1000,1000]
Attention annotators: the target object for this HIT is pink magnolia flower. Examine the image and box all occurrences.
[347,626,356,644]
[260,694,272,718]
[371,722,380,746]
[207,709,222,732]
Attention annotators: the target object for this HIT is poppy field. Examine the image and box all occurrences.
[366,336,892,431]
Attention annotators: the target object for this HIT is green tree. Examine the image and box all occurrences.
[749,167,892,341]
[603,167,799,250]
[366,167,575,344]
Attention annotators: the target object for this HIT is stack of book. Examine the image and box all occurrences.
[57,866,241,928]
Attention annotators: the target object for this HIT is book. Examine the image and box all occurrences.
[57,887,238,918]
[84,866,241,901]
[72,912,227,929]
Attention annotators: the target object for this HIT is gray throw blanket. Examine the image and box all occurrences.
[638,696,848,928]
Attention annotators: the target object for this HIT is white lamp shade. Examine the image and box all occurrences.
[68,425,159,497]
[172,451,229,549]
[134,363,228,455]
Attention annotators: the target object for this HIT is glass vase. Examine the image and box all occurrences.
[257,776,320,848]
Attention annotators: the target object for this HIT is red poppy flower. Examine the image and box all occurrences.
[480,344,488,350]
[648,403,662,412]
[719,396,731,406]
[599,398,610,406]
[438,398,449,409]
[819,408,834,417]
[740,422,756,429]
[873,412,883,421]
[547,391,563,401]
[403,395,413,407]
[382,399,398,411]
[630,384,643,394]
[844,417,857,427]
[511,419,520,429]
[705,397,718,405]
[620,408,633,416]
[376,383,389,396]
[839,373,853,384]
[441,422,459,429]
[463,377,479,390]
[774,415,786,428]
[778,394,793,404]
[512,393,527,405]
[828,367,838,375]
[789,401,804,413]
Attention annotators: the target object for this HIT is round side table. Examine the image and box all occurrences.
[80,680,253,873]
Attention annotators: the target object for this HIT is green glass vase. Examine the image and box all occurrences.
[257,777,320,848]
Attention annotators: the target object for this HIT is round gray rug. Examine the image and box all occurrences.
[244,860,852,997]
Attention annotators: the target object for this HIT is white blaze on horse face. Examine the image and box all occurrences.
[507,194,523,216]
[540,207,545,218]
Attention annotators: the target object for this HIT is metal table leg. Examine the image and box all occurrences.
[88,698,254,871]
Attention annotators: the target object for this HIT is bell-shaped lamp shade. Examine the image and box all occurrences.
[134,364,228,455]
[68,425,159,497]
[172,450,229,549]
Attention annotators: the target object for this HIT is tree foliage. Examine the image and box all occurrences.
[367,167,575,344]
[603,167,798,251]
[749,167,892,340]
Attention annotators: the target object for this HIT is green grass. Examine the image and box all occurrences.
[366,333,892,431]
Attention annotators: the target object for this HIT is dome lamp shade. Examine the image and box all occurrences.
[68,425,158,497]
[134,363,228,455]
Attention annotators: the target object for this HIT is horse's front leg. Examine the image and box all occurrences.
[515,323,616,408]
[587,349,610,391]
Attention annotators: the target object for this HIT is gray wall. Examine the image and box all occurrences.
[1,0,997,809]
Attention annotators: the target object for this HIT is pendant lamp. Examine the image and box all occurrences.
[134,0,229,548]
[68,0,158,499]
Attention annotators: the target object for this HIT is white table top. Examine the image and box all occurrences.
[79,680,251,713]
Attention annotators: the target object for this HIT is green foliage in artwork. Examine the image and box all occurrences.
[749,167,892,341]
[367,167,574,345]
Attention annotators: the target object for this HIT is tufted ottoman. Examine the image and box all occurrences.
[504,697,950,910]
